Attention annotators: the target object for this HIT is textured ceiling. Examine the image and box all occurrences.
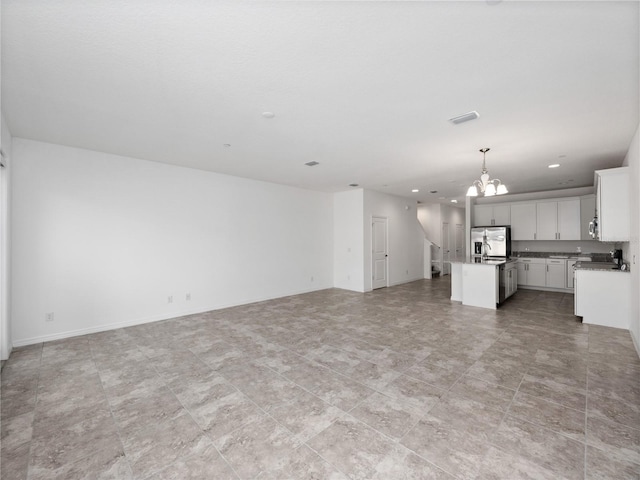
[2,1,638,203]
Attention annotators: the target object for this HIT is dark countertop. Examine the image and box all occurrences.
[574,261,629,272]
[452,258,517,266]
[513,251,611,262]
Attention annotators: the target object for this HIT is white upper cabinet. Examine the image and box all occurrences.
[536,199,580,241]
[557,199,581,240]
[510,203,537,240]
[536,201,558,240]
[580,195,596,241]
[473,204,510,226]
[596,167,630,242]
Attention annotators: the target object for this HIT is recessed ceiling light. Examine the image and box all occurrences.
[349,183,359,187]
[451,199,458,203]
[305,161,319,167]
[411,189,419,193]
[548,164,560,168]
[262,112,275,118]
[448,111,480,125]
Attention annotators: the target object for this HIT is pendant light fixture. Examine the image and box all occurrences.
[466,148,508,197]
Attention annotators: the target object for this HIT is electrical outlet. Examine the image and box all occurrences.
[45,312,54,322]
[186,293,191,301]
[168,296,173,304]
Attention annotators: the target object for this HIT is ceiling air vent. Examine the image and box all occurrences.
[449,111,480,125]
[305,161,320,166]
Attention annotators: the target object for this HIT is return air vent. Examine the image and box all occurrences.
[449,111,480,125]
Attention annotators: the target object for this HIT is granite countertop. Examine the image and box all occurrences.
[453,258,517,266]
[513,251,611,262]
[574,261,630,272]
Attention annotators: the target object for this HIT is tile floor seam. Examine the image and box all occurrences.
[300,440,357,479]
[584,359,590,480]
[23,342,44,480]
[584,390,640,432]
[90,341,137,480]
[200,360,350,474]
[137,351,244,480]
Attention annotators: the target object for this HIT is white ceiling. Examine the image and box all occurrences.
[2,1,638,204]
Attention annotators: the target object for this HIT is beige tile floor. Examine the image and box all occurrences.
[1,277,639,479]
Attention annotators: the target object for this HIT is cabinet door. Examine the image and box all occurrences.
[536,202,558,240]
[580,195,596,241]
[493,205,511,225]
[546,261,566,289]
[516,262,527,286]
[558,199,580,240]
[505,267,517,298]
[527,263,546,287]
[598,168,630,241]
[474,205,494,226]
[511,204,537,240]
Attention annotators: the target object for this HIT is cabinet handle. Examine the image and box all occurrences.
[534,233,536,240]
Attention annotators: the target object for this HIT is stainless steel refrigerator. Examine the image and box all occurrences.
[471,226,512,261]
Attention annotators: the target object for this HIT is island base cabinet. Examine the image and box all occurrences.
[503,263,518,299]
[575,270,630,329]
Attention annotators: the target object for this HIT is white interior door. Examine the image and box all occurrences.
[442,222,451,275]
[454,224,464,261]
[372,217,388,289]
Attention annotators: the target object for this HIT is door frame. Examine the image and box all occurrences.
[0,152,9,361]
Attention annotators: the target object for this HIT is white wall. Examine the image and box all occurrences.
[0,114,12,359]
[363,190,423,291]
[333,189,365,292]
[622,125,639,354]
[11,139,334,346]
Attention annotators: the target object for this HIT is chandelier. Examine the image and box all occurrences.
[466,148,508,197]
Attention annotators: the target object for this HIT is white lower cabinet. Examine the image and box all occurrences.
[517,258,546,287]
[504,262,518,299]
[518,258,573,291]
[575,270,630,328]
[545,259,566,289]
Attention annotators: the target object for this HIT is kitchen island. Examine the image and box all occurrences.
[450,259,517,310]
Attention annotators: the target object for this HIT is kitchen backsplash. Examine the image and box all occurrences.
[512,240,623,255]
[513,250,612,262]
